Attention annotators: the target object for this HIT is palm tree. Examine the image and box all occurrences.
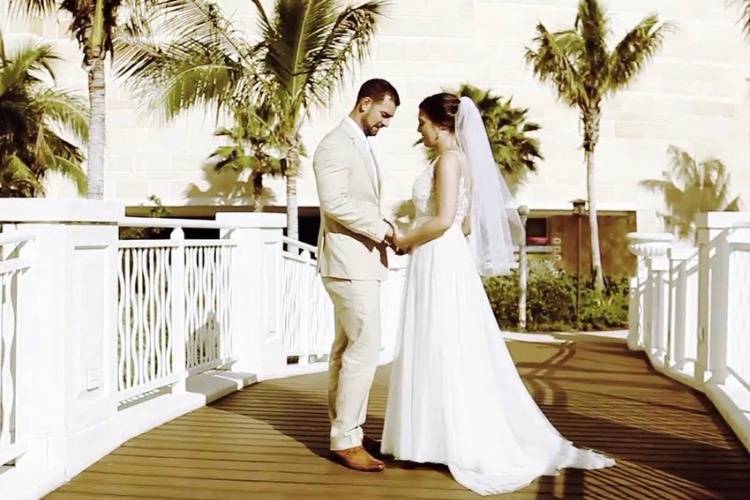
[525,0,668,290]
[640,146,741,242]
[0,33,89,196]
[209,109,284,212]
[115,0,387,242]
[445,83,542,194]
[12,0,155,199]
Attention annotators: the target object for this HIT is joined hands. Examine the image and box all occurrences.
[384,220,410,255]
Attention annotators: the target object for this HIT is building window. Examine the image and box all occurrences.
[526,218,549,246]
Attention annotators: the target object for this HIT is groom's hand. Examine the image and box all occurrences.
[383,219,396,245]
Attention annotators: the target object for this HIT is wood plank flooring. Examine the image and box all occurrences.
[48,336,750,499]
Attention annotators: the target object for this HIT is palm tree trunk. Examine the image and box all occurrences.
[286,172,299,242]
[583,110,605,292]
[86,54,106,199]
[252,172,264,212]
[585,149,605,291]
[283,139,301,242]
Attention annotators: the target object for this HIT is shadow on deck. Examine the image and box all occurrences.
[48,336,750,499]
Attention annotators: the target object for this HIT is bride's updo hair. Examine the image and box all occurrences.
[419,93,461,132]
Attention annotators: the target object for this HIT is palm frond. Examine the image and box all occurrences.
[305,1,387,108]
[742,0,750,38]
[726,196,742,212]
[159,63,237,121]
[56,0,121,58]
[8,0,57,18]
[42,128,85,162]
[642,146,741,240]
[3,153,44,191]
[0,42,59,94]
[575,0,609,85]
[445,83,542,190]
[48,155,89,194]
[157,0,250,63]
[525,24,585,107]
[35,88,90,141]
[0,32,89,197]
[114,0,257,120]
[609,14,669,91]
[116,38,239,118]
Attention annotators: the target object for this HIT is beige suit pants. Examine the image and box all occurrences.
[322,277,382,451]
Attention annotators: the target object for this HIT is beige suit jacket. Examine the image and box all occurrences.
[313,121,390,281]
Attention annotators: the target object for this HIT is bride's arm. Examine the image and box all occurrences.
[462,211,471,236]
[461,181,472,236]
[395,153,461,251]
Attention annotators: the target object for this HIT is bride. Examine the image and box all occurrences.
[381,93,615,495]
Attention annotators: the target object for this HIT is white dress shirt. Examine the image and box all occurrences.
[344,117,380,194]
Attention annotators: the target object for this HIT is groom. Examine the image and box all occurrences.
[312,78,400,472]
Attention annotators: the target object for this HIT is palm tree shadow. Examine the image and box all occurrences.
[211,371,335,459]
[211,367,455,480]
[210,340,750,497]
[512,341,750,499]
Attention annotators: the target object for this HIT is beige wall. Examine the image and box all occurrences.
[546,213,638,279]
[2,0,750,227]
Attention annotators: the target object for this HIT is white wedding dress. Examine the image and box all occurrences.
[381,159,615,495]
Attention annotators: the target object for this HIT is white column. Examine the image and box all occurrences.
[0,199,123,482]
[627,257,647,350]
[170,228,187,393]
[694,213,750,385]
[216,212,287,378]
[668,246,699,374]
[649,254,670,365]
[626,233,674,363]
[696,226,729,385]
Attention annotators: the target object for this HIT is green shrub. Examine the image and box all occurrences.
[483,261,628,332]
[578,277,629,330]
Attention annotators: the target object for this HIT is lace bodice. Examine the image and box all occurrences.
[412,158,470,226]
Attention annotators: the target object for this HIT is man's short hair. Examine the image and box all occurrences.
[356,78,400,106]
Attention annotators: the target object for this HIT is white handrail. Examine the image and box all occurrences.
[282,236,318,255]
[118,217,236,230]
[627,227,750,454]
[0,232,35,246]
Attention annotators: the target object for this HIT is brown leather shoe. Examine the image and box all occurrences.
[362,435,382,458]
[329,446,385,472]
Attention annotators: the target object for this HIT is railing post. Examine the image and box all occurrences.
[298,250,311,366]
[627,233,674,363]
[648,253,670,365]
[697,226,730,386]
[693,213,750,386]
[517,205,529,331]
[668,247,699,373]
[170,228,187,394]
[215,213,286,378]
[0,199,123,491]
[628,256,647,350]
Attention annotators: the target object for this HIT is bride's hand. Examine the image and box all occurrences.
[393,231,411,254]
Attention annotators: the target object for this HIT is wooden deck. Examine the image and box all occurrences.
[48,335,750,499]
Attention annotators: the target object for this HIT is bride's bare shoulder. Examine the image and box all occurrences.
[435,150,466,170]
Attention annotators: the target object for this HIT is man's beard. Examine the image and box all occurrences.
[365,124,380,137]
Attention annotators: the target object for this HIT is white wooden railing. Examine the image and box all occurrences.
[281,237,334,364]
[628,212,750,454]
[280,237,408,368]
[0,201,408,499]
[0,232,33,467]
[721,234,750,394]
[116,224,237,403]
